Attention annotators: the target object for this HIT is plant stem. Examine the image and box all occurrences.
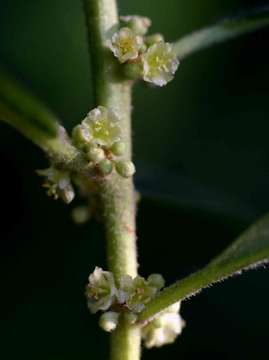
[83,0,141,359]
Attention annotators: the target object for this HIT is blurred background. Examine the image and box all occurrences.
[0,0,269,358]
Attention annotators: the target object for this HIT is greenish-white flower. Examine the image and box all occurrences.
[109,27,142,63]
[86,267,117,313]
[83,106,122,147]
[142,301,185,348]
[118,274,164,313]
[142,42,179,86]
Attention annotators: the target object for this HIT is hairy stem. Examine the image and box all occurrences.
[83,0,141,359]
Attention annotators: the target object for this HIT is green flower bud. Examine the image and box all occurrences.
[115,160,136,178]
[109,27,142,63]
[99,311,119,332]
[71,206,90,224]
[145,33,165,46]
[97,159,113,176]
[87,145,106,163]
[110,141,126,156]
[72,124,91,146]
[147,274,165,290]
[120,15,151,36]
[123,62,143,80]
[142,42,179,87]
[124,312,138,325]
[83,106,122,147]
[86,267,118,314]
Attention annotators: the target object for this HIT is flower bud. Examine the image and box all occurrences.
[72,124,91,146]
[99,311,119,332]
[110,141,126,156]
[124,312,138,325]
[71,206,90,224]
[97,159,113,176]
[123,62,143,80]
[115,160,136,178]
[59,185,75,204]
[120,15,151,36]
[87,145,106,163]
[147,274,165,290]
[145,33,165,46]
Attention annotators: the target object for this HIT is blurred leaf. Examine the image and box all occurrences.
[174,5,269,60]
[0,66,59,145]
[139,213,269,322]
[137,166,257,228]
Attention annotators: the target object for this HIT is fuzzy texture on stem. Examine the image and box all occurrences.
[83,0,141,359]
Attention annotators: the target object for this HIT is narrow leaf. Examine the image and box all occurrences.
[0,67,59,145]
[173,5,269,60]
[139,213,269,323]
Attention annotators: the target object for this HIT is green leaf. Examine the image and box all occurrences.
[173,5,269,60]
[138,213,269,323]
[0,66,59,145]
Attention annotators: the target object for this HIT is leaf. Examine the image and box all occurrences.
[0,66,59,145]
[173,5,269,60]
[137,166,257,227]
[138,213,269,323]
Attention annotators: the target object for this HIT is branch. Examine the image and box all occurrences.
[173,5,269,60]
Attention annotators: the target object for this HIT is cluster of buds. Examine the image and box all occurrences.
[85,267,165,331]
[142,302,185,348]
[72,106,135,178]
[108,15,179,87]
[37,167,75,204]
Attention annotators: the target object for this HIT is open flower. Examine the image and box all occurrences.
[109,27,142,63]
[118,274,164,313]
[37,167,75,204]
[142,42,179,86]
[83,106,122,147]
[86,267,118,313]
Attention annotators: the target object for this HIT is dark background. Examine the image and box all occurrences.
[0,0,269,358]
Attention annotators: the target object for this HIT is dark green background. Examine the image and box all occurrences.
[0,0,269,358]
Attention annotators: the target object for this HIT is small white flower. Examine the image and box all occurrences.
[86,267,118,313]
[83,106,122,147]
[109,27,142,63]
[142,42,179,86]
[117,274,164,313]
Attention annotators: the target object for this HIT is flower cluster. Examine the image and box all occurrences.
[85,267,165,330]
[108,15,179,87]
[37,167,75,204]
[72,106,135,178]
[142,302,185,348]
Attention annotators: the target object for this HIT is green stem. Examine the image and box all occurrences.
[83,0,141,359]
